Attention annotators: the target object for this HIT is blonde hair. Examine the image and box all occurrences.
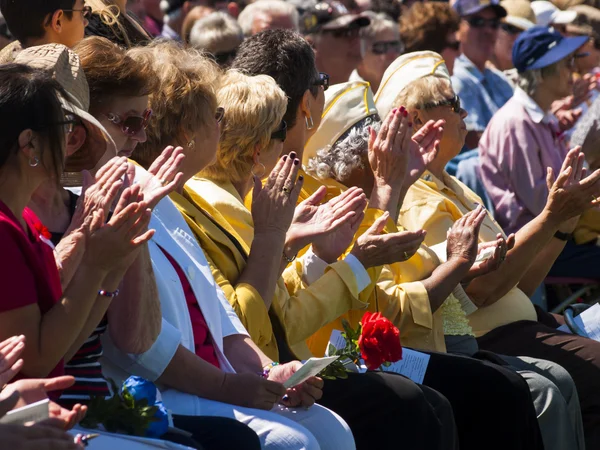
[392,76,454,112]
[189,11,243,54]
[200,70,287,184]
[129,40,221,169]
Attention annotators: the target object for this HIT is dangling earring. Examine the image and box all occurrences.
[187,138,196,149]
[28,155,40,167]
[251,162,266,178]
[305,114,314,131]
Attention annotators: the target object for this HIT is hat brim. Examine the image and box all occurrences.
[59,95,117,172]
[553,9,578,24]
[321,14,371,31]
[462,4,507,18]
[527,34,589,70]
[505,16,536,30]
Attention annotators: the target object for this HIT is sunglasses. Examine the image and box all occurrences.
[422,94,461,113]
[63,5,92,20]
[444,40,461,51]
[372,40,404,55]
[313,72,330,91]
[500,23,522,35]
[465,16,500,30]
[106,109,152,136]
[58,114,79,134]
[271,120,287,142]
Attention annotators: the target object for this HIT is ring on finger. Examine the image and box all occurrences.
[282,186,291,195]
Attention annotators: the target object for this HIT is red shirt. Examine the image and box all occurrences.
[159,247,220,368]
[0,201,64,380]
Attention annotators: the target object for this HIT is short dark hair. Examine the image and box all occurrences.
[400,2,460,54]
[231,29,318,129]
[0,64,68,180]
[0,0,75,43]
[73,36,158,115]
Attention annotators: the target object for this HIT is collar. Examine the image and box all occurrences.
[456,54,485,82]
[513,87,554,124]
[348,69,364,83]
[421,170,449,191]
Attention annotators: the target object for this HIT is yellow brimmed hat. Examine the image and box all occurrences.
[303,80,377,166]
[374,51,451,119]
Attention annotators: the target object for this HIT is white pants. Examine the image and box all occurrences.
[162,390,355,450]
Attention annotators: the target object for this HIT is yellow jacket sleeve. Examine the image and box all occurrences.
[574,209,600,245]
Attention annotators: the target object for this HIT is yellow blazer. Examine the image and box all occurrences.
[177,177,369,361]
[400,171,537,337]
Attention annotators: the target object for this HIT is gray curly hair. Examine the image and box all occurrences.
[306,115,381,182]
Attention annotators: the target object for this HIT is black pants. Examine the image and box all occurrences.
[422,350,544,450]
[319,371,458,450]
[166,415,261,450]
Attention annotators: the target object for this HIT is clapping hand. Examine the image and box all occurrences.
[0,336,25,388]
[135,146,185,210]
[403,119,445,188]
[462,232,515,283]
[446,205,487,267]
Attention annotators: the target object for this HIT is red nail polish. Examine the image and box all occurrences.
[399,106,406,113]
[392,108,398,113]
[403,110,408,117]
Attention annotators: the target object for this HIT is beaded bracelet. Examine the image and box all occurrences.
[282,250,296,263]
[98,289,120,298]
[260,362,280,378]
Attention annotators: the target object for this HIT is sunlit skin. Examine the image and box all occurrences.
[457,7,500,71]
[313,27,365,85]
[250,12,296,35]
[357,27,401,93]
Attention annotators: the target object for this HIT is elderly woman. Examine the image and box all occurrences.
[188,12,243,68]
[350,12,403,93]
[479,26,600,279]
[374,49,600,448]
[306,75,588,450]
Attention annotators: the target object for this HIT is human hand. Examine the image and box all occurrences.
[573,73,596,106]
[287,187,367,262]
[268,361,323,409]
[252,152,303,240]
[463,233,515,282]
[403,119,445,188]
[136,146,185,210]
[221,373,286,410]
[545,147,600,228]
[0,423,82,449]
[446,205,487,267]
[82,185,154,273]
[0,335,25,387]
[349,212,426,268]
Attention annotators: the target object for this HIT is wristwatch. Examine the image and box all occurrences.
[554,230,573,241]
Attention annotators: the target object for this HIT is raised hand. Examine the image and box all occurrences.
[136,146,185,210]
[0,335,25,387]
[463,232,515,283]
[269,361,323,409]
[446,205,487,267]
[350,212,427,268]
[403,119,445,188]
[286,187,367,262]
[252,152,303,240]
[221,372,286,410]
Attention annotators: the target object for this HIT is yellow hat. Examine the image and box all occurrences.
[502,0,536,30]
[303,80,377,166]
[374,51,450,119]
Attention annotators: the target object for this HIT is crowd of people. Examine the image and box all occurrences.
[1,0,600,449]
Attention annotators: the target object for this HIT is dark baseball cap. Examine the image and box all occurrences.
[453,0,507,18]
[512,25,588,72]
[301,2,370,35]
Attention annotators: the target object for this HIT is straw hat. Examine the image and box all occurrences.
[14,44,115,173]
[567,5,600,39]
[374,51,451,119]
[502,0,537,30]
[303,80,377,166]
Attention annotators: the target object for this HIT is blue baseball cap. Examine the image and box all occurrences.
[453,0,507,18]
[513,25,588,72]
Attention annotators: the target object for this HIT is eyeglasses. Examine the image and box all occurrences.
[62,5,92,20]
[500,23,522,35]
[313,72,330,91]
[422,94,461,113]
[58,114,79,134]
[215,107,225,123]
[271,120,287,142]
[106,109,152,136]
[443,40,461,51]
[372,40,404,55]
[465,16,500,30]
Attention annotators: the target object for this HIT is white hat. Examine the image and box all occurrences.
[502,0,536,30]
[303,81,377,166]
[531,1,577,26]
[374,51,451,119]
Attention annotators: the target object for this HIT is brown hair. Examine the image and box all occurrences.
[74,36,158,114]
[129,40,221,168]
[400,3,460,54]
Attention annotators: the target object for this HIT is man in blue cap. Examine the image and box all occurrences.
[452,0,515,150]
[479,26,600,279]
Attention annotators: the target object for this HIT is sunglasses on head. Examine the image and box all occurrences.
[271,120,287,142]
[465,16,500,30]
[62,5,92,20]
[372,40,404,55]
[422,94,461,113]
[313,72,330,92]
[106,109,152,136]
[58,113,79,134]
[500,22,522,35]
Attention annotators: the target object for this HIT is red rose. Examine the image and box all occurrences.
[357,312,403,371]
